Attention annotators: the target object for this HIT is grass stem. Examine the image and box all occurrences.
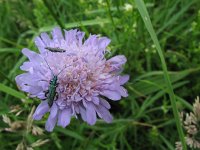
[134,0,187,149]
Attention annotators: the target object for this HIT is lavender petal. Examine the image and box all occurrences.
[86,102,97,125]
[32,100,49,120]
[57,108,71,127]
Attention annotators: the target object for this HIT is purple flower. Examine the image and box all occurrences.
[15,27,129,132]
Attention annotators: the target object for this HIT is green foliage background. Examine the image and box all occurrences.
[0,0,200,149]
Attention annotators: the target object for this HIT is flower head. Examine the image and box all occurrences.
[16,27,129,132]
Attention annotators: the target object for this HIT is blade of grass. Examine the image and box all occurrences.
[0,37,24,49]
[84,3,154,15]
[136,80,191,119]
[176,96,193,110]
[0,48,20,53]
[8,56,26,79]
[7,33,36,80]
[157,0,194,35]
[164,0,180,23]
[132,68,200,97]
[0,83,26,99]
[135,67,200,82]
[105,0,120,43]
[0,70,16,87]
[43,0,65,29]
[134,0,187,149]
[39,18,112,32]
[160,134,174,150]
[55,128,84,141]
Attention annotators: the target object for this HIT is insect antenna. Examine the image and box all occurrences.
[43,57,55,76]
[57,64,72,76]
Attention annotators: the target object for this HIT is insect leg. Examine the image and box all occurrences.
[54,92,59,101]
[40,79,49,82]
[44,91,49,97]
[41,98,46,101]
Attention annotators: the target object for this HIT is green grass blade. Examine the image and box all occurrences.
[0,70,16,87]
[176,96,193,110]
[134,0,187,149]
[55,128,84,141]
[0,83,26,99]
[0,48,20,53]
[132,68,199,98]
[157,0,194,34]
[160,134,174,150]
[8,56,26,79]
[39,18,112,32]
[43,0,65,29]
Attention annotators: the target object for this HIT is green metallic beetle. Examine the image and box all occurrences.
[43,58,69,107]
